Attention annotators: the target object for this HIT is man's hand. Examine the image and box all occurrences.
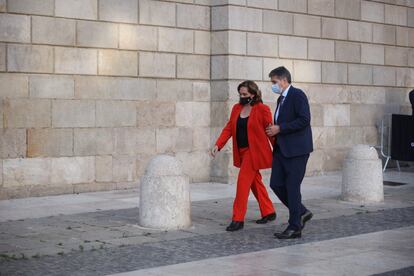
[210,145,219,158]
[266,124,280,137]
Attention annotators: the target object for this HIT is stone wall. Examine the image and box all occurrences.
[0,0,413,198]
[210,0,414,184]
[0,0,211,199]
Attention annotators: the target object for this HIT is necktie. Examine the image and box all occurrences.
[274,95,285,124]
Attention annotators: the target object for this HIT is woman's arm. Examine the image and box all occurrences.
[261,104,276,146]
[215,118,232,151]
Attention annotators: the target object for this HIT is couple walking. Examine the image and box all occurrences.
[210,66,313,239]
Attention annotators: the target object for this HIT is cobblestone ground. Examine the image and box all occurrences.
[0,182,413,275]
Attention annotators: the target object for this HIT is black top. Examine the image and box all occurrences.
[236,116,249,148]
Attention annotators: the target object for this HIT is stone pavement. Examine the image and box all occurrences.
[0,170,413,275]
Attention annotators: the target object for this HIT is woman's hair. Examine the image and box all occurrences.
[237,80,263,105]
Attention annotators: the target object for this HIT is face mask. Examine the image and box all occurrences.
[272,83,282,94]
[239,96,252,105]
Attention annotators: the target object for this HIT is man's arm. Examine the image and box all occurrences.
[279,91,311,134]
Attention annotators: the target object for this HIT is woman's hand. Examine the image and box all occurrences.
[210,145,219,158]
[266,124,280,137]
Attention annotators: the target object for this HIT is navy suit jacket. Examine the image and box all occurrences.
[274,86,313,158]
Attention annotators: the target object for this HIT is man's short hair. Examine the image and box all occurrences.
[268,66,292,83]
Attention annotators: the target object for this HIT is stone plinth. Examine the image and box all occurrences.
[139,155,191,230]
[342,144,384,203]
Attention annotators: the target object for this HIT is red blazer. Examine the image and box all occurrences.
[215,102,275,170]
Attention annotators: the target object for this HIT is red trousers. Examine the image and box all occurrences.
[232,147,275,222]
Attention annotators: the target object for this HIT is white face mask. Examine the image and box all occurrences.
[271,83,282,94]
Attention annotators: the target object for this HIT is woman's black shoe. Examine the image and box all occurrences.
[226,221,244,231]
[256,213,276,224]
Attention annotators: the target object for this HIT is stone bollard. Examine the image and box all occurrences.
[139,155,191,230]
[342,144,384,203]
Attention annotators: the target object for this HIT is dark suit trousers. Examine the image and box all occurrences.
[270,145,309,231]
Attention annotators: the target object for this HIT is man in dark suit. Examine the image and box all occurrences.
[409,89,414,116]
[265,66,313,239]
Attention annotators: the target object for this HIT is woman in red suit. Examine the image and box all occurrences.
[210,80,276,232]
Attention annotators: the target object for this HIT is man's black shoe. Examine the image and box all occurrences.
[226,221,244,232]
[274,228,302,239]
[301,210,313,230]
[256,213,276,224]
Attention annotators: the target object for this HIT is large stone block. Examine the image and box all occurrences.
[176,151,210,182]
[7,0,54,15]
[396,27,410,46]
[293,61,321,83]
[278,0,307,12]
[361,0,384,23]
[137,101,175,128]
[323,104,350,126]
[385,46,408,66]
[113,127,140,155]
[50,156,95,184]
[263,58,293,81]
[55,0,97,20]
[0,129,26,158]
[27,128,73,157]
[294,14,321,38]
[176,102,210,127]
[52,100,95,127]
[308,0,334,16]
[30,75,74,99]
[55,47,97,75]
[96,100,136,127]
[0,74,28,98]
[348,21,372,42]
[194,31,210,55]
[75,76,155,100]
[139,52,175,78]
[74,128,113,155]
[350,104,384,126]
[211,31,246,55]
[32,16,75,46]
[3,158,51,187]
[177,3,210,30]
[221,55,262,80]
[0,0,5,12]
[247,0,277,9]
[156,127,193,153]
[385,4,407,26]
[0,14,30,43]
[228,6,262,31]
[322,18,348,39]
[119,24,157,51]
[98,50,138,76]
[348,64,372,85]
[335,41,361,63]
[247,33,278,57]
[373,66,396,86]
[373,24,396,44]
[308,39,334,61]
[193,127,210,150]
[361,44,384,65]
[8,44,53,73]
[112,155,137,182]
[263,10,293,35]
[159,28,193,53]
[177,55,210,80]
[139,0,176,26]
[95,155,112,182]
[408,7,414,27]
[211,6,228,30]
[136,128,156,154]
[322,62,347,84]
[0,43,5,71]
[279,36,307,59]
[193,82,210,101]
[77,21,118,48]
[156,79,193,101]
[5,99,51,128]
[98,0,138,23]
[335,0,361,20]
